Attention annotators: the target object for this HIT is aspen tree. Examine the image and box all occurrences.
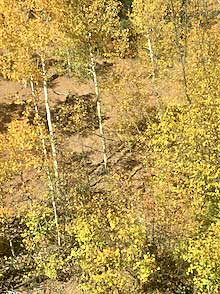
[0,0,65,246]
[88,36,108,170]
[22,0,66,246]
[40,58,61,245]
[0,0,63,179]
[166,0,191,104]
[131,0,172,110]
[30,78,61,246]
[60,0,128,170]
[131,0,193,104]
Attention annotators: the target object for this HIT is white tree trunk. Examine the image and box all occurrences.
[9,239,15,258]
[33,64,61,246]
[41,58,59,179]
[30,78,55,190]
[147,32,157,83]
[89,45,108,170]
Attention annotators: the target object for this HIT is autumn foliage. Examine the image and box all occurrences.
[0,0,220,293]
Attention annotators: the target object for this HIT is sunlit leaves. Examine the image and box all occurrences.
[67,195,156,293]
[0,119,42,182]
[146,100,220,237]
[182,221,220,293]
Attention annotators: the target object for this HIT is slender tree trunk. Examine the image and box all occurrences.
[89,43,108,170]
[41,58,59,179]
[30,79,56,191]
[66,49,72,77]
[9,239,15,258]
[147,31,164,115]
[147,31,157,83]
[32,67,61,247]
[168,0,191,104]
[30,78,49,165]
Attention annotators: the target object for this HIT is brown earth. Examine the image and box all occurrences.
[0,58,181,293]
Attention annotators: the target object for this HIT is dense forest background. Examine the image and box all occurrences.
[0,0,220,293]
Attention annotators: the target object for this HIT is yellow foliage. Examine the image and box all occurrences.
[146,99,220,233]
[182,222,220,293]
[65,182,156,293]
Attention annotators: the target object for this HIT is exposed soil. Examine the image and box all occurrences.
[0,58,179,293]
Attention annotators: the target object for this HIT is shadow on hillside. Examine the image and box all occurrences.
[0,102,24,133]
[95,60,113,76]
[52,93,100,136]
